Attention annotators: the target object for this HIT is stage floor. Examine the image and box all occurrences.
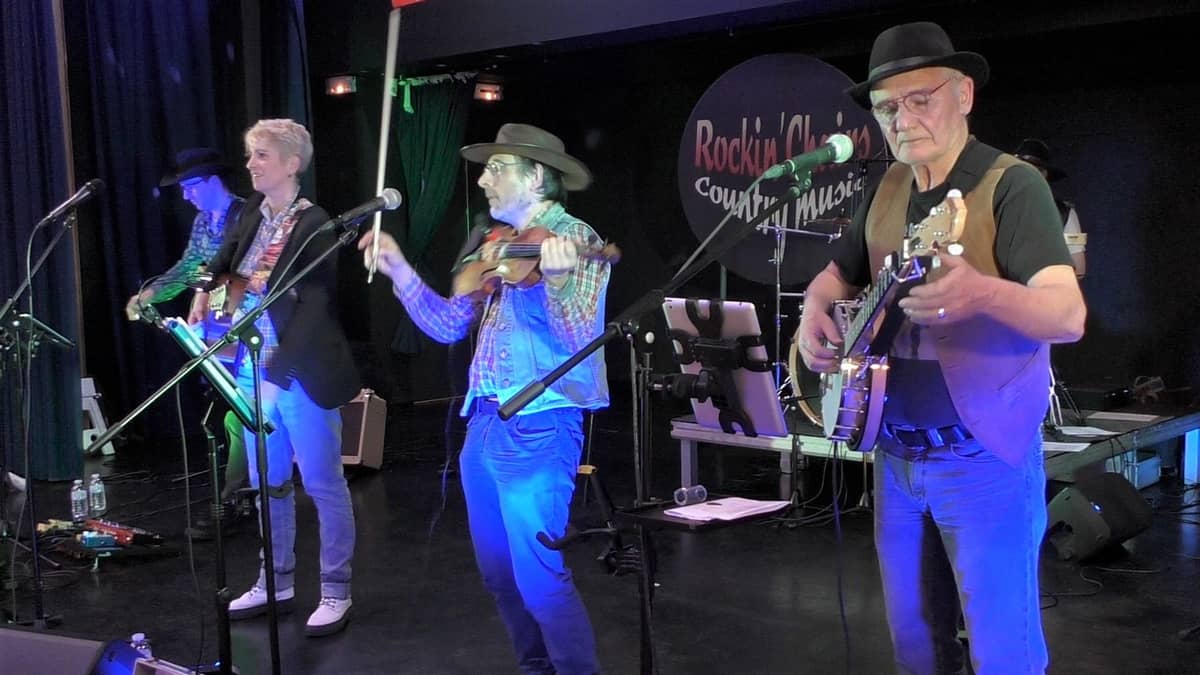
[3,395,1200,674]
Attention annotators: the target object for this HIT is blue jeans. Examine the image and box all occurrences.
[460,403,599,675]
[874,437,1048,675]
[238,374,355,600]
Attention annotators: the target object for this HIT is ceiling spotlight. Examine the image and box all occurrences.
[325,75,357,96]
[474,82,503,102]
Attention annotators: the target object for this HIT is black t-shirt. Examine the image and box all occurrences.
[828,139,1073,428]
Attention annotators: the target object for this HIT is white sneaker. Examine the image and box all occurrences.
[4,472,25,492]
[228,584,295,620]
[305,596,352,636]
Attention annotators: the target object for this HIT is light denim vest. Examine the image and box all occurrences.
[473,206,610,415]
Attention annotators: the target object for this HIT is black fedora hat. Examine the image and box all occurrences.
[1013,138,1066,181]
[460,123,592,191]
[846,21,989,108]
[159,147,232,187]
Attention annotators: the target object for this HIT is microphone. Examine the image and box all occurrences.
[39,179,104,224]
[762,134,855,180]
[318,188,403,233]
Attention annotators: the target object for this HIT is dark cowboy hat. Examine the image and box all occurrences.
[846,21,989,107]
[159,147,233,187]
[460,123,592,191]
[1013,138,1066,181]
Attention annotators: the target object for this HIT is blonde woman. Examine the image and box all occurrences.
[205,118,359,636]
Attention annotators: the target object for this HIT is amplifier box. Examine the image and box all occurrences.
[340,388,385,469]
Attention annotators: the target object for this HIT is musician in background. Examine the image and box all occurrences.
[208,119,359,637]
[127,148,249,540]
[796,22,1085,673]
[126,148,243,323]
[361,123,608,674]
[1015,138,1086,277]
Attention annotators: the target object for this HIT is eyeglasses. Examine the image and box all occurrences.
[483,160,522,177]
[870,79,953,124]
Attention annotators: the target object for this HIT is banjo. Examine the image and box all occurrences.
[816,189,967,451]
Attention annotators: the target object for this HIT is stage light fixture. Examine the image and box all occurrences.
[474,82,503,102]
[325,75,358,96]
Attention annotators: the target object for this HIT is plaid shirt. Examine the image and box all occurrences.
[232,195,310,372]
[146,195,241,303]
[397,202,610,414]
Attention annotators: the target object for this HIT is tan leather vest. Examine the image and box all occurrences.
[863,154,1049,467]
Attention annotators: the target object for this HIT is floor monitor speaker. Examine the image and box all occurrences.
[0,626,105,675]
[1046,471,1152,561]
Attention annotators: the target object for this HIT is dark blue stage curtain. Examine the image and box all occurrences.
[70,1,230,446]
[67,0,311,446]
[0,2,83,481]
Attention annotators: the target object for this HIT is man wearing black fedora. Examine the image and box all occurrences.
[126,147,245,322]
[127,148,250,539]
[797,21,1085,674]
[361,123,609,674]
[1015,138,1086,277]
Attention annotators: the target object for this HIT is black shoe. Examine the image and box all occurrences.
[185,507,243,541]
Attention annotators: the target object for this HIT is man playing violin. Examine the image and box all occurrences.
[795,23,1085,674]
[361,123,608,675]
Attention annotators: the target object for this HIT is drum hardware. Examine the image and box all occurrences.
[768,155,876,431]
[759,222,845,244]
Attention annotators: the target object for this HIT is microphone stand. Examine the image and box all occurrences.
[1,211,81,630]
[86,217,366,675]
[500,170,816,675]
[200,399,234,675]
[0,215,77,327]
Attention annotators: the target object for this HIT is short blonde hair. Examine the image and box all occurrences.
[244,118,313,173]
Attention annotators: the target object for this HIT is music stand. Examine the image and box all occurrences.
[0,313,73,598]
[661,298,788,439]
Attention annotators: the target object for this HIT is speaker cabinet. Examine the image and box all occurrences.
[0,626,104,675]
[340,388,385,469]
[1046,472,1152,561]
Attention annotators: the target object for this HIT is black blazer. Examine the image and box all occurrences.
[206,192,360,409]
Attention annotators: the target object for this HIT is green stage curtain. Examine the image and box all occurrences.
[389,80,473,354]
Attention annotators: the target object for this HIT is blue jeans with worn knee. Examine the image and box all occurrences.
[460,403,599,675]
[237,373,355,600]
[874,437,1048,675]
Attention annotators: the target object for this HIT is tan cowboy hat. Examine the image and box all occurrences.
[460,123,593,191]
[846,21,989,108]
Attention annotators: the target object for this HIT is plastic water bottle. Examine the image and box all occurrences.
[130,632,153,659]
[70,479,88,522]
[88,473,107,516]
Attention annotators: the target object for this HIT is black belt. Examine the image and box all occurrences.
[471,396,500,416]
[883,422,972,450]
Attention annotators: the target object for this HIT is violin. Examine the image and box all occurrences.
[451,225,621,298]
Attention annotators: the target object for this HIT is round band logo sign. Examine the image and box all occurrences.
[677,53,884,285]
